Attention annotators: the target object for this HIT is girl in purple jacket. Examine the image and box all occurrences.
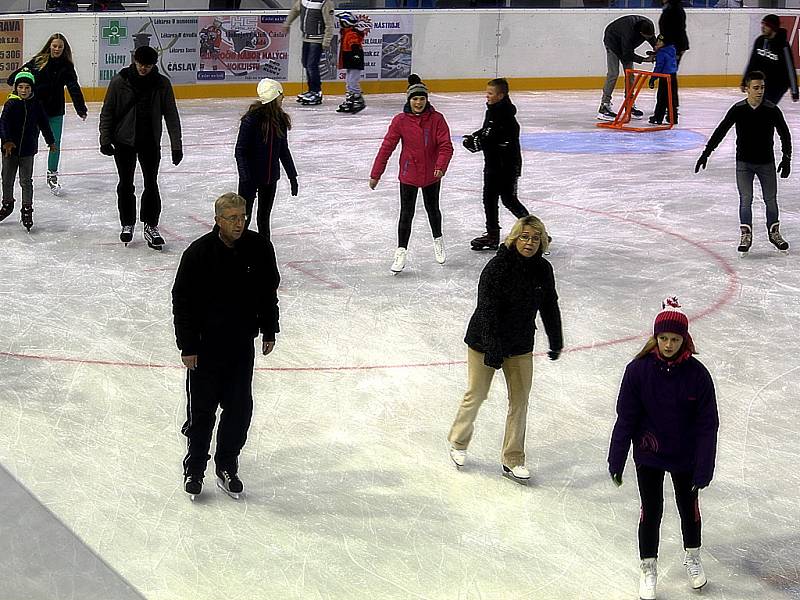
[608,298,719,600]
[369,74,454,274]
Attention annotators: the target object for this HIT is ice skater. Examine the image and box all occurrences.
[369,74,454,273]
[462,78,529,251]
[742,14,798,105]
[647,35,678,125]
[172,192,280,501]
[0,69,56,232]
[695,70,791,254]
[608,297,719,600]
[447,216,562,484]
[283,0,334,105]
[335,11,368,114]
[7,33,87,195]
[235,78,298,240]
[99,46,182,250]
[597,15,656,121]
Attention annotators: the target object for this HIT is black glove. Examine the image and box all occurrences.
[462,134,481,153]
[100,143,115,156]
[611,473,623,487]
[778,156,791,178]
[290,177,298,196]
[172,148,183,166]
[694,153,709,173]
[547,350,561,361]
[648,77,655,89]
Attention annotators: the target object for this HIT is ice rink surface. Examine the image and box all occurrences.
[0,87,798,600]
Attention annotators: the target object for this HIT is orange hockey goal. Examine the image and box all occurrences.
[597,69,675,132]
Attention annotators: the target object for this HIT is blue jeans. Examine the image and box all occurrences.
[736,160,779,229]
[301,42,322,93]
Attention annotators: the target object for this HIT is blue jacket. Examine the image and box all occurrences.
[0,93,55,157]
[654,44,678,75]
[235,112,297,187]
[608,351,719,488]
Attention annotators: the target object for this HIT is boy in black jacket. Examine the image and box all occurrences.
[463,78,529,251]
[0,69,56,231]
[742,14,799,105]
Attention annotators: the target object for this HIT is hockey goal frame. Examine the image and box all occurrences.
[596,69,675,132]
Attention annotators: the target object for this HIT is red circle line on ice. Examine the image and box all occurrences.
[0,194,739,372]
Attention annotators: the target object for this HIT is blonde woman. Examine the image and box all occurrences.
[448,215,562,484]
[8,33,87,195]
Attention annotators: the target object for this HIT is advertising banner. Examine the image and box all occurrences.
[0,20,24,89]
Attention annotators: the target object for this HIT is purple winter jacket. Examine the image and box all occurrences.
[608,352,719,488]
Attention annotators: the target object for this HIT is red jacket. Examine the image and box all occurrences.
[370,105,454,188]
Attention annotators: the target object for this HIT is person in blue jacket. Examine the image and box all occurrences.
[608,297,719,600]
[235,78,298,240]
[648,35,679,125]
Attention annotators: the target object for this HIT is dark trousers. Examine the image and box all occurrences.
[398,181,442,248]
[301,42,322,93]
[181,343,255,477]
[636,464,701,559]
[2,155,34,208]
[114,144,162,227]
[483,172,529,233]
[765,84,789,105]
[238,180,278,240]
[653,73,679,122]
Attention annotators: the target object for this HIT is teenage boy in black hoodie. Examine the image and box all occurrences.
[742,14,799,105]
[463,78,529,251]
[0,69,56,231]
[99,45,182,250]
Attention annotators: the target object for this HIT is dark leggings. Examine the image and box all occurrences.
[636,465,701,559]
[238,180,278,240]
[398,181,442,248]
[653,73,679,122]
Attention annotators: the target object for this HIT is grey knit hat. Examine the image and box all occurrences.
[406,73,428,100]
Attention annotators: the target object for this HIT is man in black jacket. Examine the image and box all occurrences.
[172,192,280,500]
[598,15,656,121]
[99,46,182,250]
[463,78,529,251]
[742,14,799,105]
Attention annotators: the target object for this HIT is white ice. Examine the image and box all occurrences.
[0,87,799,600]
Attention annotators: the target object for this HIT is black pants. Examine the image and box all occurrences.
[114,143,161,227]
[765,84,789,105]
[483,172,529,233]
[181,343,255,477]
[398,181,442,248]
[636,464,701,559]
[653,74,679,122]
[238,180,278,240]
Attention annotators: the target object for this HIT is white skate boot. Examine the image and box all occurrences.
[391,247,407,274]
[639,557,657,600]
[433,236,446,264]
[449,446,466,468]
[502,464,530,484]
[683,547,707,589]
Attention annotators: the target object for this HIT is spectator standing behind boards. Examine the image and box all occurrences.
[99,46,182,251]
[597,15,656,122]
[742,14,799,105]
[235,78,298,241]
[335,11,368,114]
[0,69,56,232]
[369,75,454,274]
[283,0,334,106]
[658,0,689,64]
[648,36,679,125]
[608,298,719,600]
[7,33,87,196]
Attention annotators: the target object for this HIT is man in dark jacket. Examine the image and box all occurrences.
[658,0,689,63]
[742,14,799,105]
[172,192,280,500]
[99,45,182,250]
[598,15,656,121]
[463,78,530,251]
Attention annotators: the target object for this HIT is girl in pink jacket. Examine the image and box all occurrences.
[369,74,454,274]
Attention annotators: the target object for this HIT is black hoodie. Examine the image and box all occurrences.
[7,56,87,118]
[743,28,799,100]
[475,95,522,177]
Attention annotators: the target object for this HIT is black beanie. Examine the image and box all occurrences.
[762,14,780,31]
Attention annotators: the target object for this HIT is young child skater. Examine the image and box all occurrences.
[369,74,454,273]
[335,11,367,114]
[0,69,56,231]
[235,78,298,240]
[8,33,87,195]
[648,35,678,125]
[448,216,562,484]
[462,78,530,251]
[608,298,719,600]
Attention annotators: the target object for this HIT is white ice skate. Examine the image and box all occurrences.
[449,446,466,468]
[639,557,657,600]
[433,236,446,264]
[502,464,530,484]
[47,170,62,196]
[391,247,407,274]
[683,548,707,590]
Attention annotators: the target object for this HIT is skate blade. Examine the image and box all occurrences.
[501,471,530,485]
[738,250,749,257]
[450,458,464,469]
[147,243,164,251]
[216,479,241,499]
[189,493,197,501]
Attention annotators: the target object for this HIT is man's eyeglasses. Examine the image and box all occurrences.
[219,214,247,223]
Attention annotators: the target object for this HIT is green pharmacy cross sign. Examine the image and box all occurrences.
[102,20,128,46]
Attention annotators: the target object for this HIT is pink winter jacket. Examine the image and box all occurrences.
[370,105,454,188]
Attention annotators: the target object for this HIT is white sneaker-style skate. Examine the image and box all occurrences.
[639,557,657,600]
[502,464,530,483]
[683,548,707,589]
[47,170,61,196]
[433,236,446,264]
[390,247,407,274]
[449,446,466,468]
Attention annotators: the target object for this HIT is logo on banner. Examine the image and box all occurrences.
[102,20,128,46]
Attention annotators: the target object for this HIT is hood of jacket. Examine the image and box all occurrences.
[486,95,517,118]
